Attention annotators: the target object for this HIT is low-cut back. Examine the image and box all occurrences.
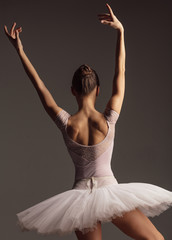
[54,108,119,182]
[65,111,109,147]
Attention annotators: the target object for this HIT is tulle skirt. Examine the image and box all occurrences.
[16,175,172,236]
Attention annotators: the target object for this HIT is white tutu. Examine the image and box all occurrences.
[16,175,172,236]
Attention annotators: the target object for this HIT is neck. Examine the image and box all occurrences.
[76,96,96,114]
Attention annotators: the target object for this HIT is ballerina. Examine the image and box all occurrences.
[4,3,172,240]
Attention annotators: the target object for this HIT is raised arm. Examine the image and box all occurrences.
[98,3,126,115]
[4,22,62,121]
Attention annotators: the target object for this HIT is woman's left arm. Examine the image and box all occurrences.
[4,22,62,121]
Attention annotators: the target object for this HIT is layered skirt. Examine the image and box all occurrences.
[16,175,172,236]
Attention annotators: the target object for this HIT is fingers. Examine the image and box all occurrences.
[97,13,110,16]
[16,27,22,32]
[98,13,112,21]
[4,25,10,36]
[98,16,112,20]
[101,20,112,26]
[15,29,20,39]
[10,22,16,35]
[106,3,114,16]
[15,27,22,39]
[97,3,114,23]
[4,23,22,38]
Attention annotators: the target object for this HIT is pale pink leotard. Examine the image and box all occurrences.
[54,107,120,192]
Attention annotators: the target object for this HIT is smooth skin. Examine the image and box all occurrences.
[4,2,165,240]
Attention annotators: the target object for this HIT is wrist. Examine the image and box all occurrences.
[113,23,124,32]
[118,26,124,33]
[16,46,24,55]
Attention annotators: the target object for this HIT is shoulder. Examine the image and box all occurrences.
[103,107,120,124]
[54,108,71,130]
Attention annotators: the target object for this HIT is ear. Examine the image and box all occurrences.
[71,86,76,96]
[96,85,100,96]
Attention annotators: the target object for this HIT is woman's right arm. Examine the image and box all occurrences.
[4,23,62,121]
[98,3,126,115]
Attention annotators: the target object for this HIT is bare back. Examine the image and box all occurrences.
[66,110,109,146]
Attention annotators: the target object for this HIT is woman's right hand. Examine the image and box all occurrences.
[98,3,123,31]
[4,22,23,51]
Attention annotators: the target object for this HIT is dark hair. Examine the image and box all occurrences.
[72,64,100,96]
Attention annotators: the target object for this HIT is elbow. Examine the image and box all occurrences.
[121,66,125,73]
[119,63,126,73]
[116,56,126,73]
[114,69,125,78]
[115,65,125,75]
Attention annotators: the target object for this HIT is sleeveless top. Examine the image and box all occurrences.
[54,108,119,183]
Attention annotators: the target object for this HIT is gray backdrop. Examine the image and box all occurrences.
[1,0,172,239]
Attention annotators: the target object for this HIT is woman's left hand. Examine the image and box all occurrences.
[4,22,23,51]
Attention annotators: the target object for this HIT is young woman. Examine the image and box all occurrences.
[4,3,172,240]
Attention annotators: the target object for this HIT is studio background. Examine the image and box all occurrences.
[1,0,172,239]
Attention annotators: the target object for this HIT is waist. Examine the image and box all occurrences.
[72,175,118,192]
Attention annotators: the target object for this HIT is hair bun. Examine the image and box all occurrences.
[81,64,92,75]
